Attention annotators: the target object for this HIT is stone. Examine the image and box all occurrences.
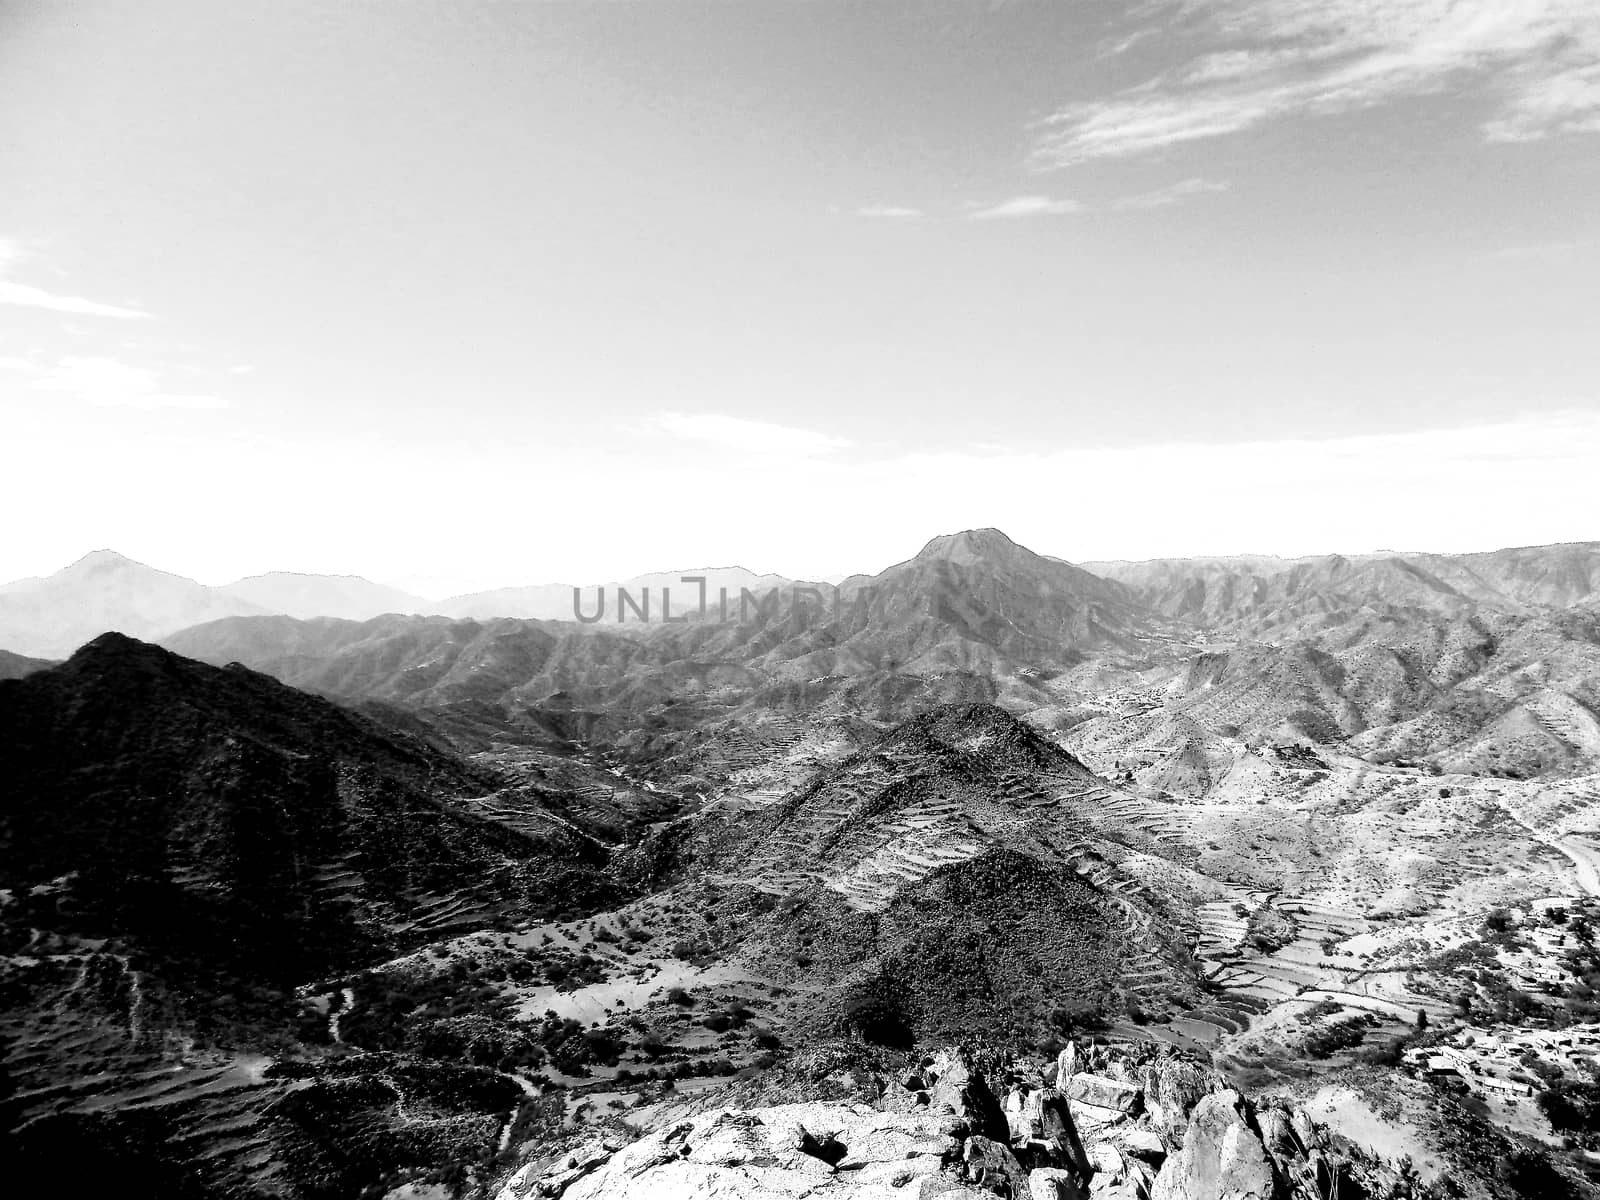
[493,1136,617,1200]
[928,1048,1009,1141]
[1289,1109,1323,1153]
[1067,1075,1143,1116]
[1255,1107,1304,1170]
[1007,1085,1035,1143]
[966,1134,1031,1196]
[1119,1127,1168,1163]
[1034,1088,1094,1179]
[501,1102,975,1200]
[1056,1043,1080,1086]
[1030,1165,1089,1200]
[1089,1143,1126,1177]
[1149,1091,1278,1200]
[1140,1059,1216,1141]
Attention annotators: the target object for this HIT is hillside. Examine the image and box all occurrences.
[0,635,638,1197]
[0,648,52,679]
[220,571,434,620]
[0,550,267,658]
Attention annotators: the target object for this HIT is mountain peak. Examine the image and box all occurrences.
[914,528,1026,565]
[64,548,147,573]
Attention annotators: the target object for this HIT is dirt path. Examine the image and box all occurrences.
[329,986,356,1044]
[1500,806,1600,897]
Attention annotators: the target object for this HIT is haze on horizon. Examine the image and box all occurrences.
[2,0,1597,595]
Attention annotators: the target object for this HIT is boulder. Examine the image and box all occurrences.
[1032,1088,1094,1179]
[966,1134,1030,1196]
[494,1137,617,1199]
[928,1048,1009,1141]
[1140,1059,1216,1142]
[1056,1043,1080,1085]
[1030,1165,1089,1200]
[1006,1085,1035,1143]
[1118,1127,1167,1164]
[1066,1075,1142,1116]
[1149,1091,1278,1200]
[1255,1107,1304,1171]
[1288,1109,1323,1153]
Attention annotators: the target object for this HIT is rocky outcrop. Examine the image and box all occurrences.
[493,1102,983,1200]
[491,1042,1450,1200]
[1150,1091,1276,1200]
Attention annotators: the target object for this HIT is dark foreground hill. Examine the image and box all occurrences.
[0,635,631,1197]
[0,633,606,983]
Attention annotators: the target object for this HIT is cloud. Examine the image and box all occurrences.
[649,412,852,456]
[1035,0,1600,164]
[969,195,1085,220]
[1112,177,1230,209]
[857,205,925,219]
[1487,237,1600,262]
[34,356,228,409]
[0,280,152,320]
[0,238,151,320]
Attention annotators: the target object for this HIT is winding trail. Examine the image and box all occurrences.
[1499,805,1600,897]
[328,987,356,1044]
[496,1072,539,1154]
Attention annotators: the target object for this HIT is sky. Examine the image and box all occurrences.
[2,0,1598,595]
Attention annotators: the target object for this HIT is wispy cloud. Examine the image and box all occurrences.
[650,412,851,456]
[1111,177,1230,209]
[34,356,227,409]
[969,195,1085,220]
[857,205,925,219]
[1487,236,1600,262]
[0,238,151,320]
[964,178,1224,220]
[1035,0,1600,165]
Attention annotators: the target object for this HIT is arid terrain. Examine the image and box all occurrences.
[6,530,1600,1198]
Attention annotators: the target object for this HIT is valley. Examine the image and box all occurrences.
[6,530,1600,1198]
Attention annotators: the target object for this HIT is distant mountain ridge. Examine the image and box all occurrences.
[0,554,836,656]
[1083,541,1600,631]
[0,550,269,659]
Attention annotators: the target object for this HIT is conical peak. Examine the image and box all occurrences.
[914,528,1026,566]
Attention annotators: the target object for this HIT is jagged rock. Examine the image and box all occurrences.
[1066,1075,1142,1116]
[495,1137,618,1199]
[1119,1127,1166,1163]
[1068,1100,1132,1140]
[1288,1110,1322,1153]
[1256,1107,1303,1171]
[1007,1085,1034,1143]
[1140,1058,1216,1142]
[495,1103,979,1200]
[965,1135,1031,1196]
[1030,1165,1089,1200]
[1030,1089,1093,1179]
[928,1048,1009,1140]
[1089,1144,1126,1176]
[1149,1091,1278,1200]
[1055,1043,1080,1085]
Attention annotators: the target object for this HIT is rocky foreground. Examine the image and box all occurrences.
[491,1043,1486,1200]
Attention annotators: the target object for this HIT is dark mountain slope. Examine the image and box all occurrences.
[0,648,52,679]
[645,703,1201,1042]
[0,634,601,983]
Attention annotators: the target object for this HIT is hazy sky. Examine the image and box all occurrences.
[3,0,1598,594]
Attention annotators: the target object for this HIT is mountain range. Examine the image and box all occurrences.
[0,552,831,657]
[9,528,1600,1197]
